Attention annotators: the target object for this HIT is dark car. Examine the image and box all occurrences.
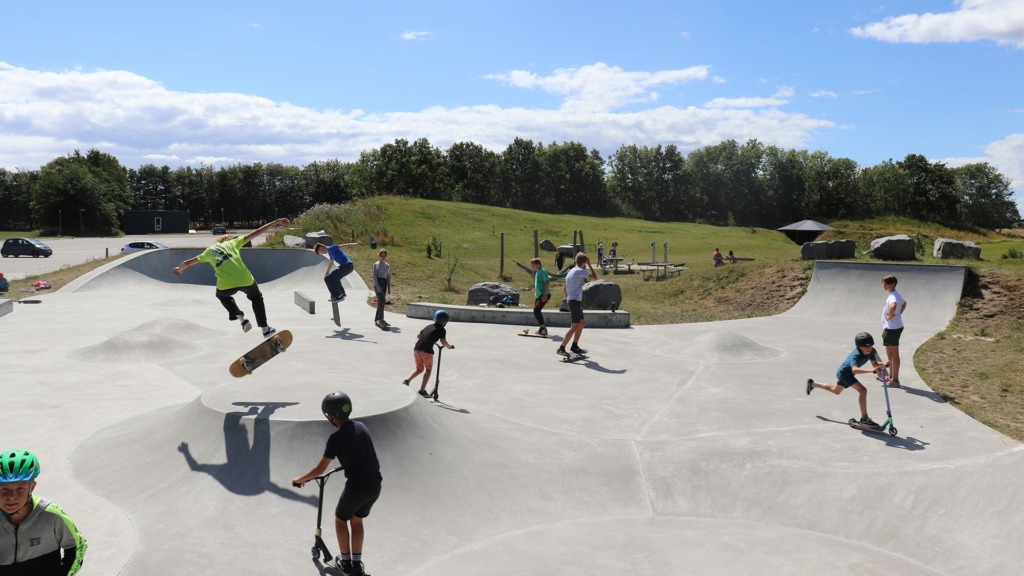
[212,224,227,235]
[1,238,53,258]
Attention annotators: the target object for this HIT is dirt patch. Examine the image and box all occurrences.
[720,261,810,316]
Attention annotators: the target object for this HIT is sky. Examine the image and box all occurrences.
[2,0,1023,213]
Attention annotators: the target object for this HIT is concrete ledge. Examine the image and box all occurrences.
[294,291,315,314]
[407,302,630,328]
[0,299,11,319]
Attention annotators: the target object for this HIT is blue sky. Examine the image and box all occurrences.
[2,0,1022,212]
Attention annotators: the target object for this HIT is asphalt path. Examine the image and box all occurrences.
[1,232,263,280]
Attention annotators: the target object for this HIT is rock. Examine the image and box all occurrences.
[582,280,622,310]
[933,238,981,260]
[539,239,557,252]
[869,234,916,261]
[283,235,306,248]
[305,230,333,248]
[467,282,520,306]
[800,240,856,260]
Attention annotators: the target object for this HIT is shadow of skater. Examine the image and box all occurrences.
[178,402,317,505]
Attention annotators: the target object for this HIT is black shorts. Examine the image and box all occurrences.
[882,327,903,347]
[335,481,382,521]
[568,300,584,324]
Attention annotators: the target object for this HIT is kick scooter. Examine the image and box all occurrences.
[848,366,899,437]
[428,343,443,401]
[298,465,344,563]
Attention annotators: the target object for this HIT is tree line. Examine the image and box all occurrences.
[1,138,1018,235]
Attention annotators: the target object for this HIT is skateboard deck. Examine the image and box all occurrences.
[331,301,341,327]
[559,353,587,363]
[848,417,898,436]
[229,330,293,377]
[519,329,550,338]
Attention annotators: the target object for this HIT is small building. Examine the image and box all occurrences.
[777,219,834,245]
[124,211,190,235]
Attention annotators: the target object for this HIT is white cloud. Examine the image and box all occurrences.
[704,85,794,109]
[400,31,433,41]
[0,61,835,172]
[850,0,1024,49]
[810,89,838,98]
[942,133,1024,215]
[485,62,710,113]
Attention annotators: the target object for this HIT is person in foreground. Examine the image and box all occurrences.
[172,218,290,337]
[557,252,597,357]
[403,310,455,397]
[806,332,889,427]
[293,393,382,576]
[0,449,87,576]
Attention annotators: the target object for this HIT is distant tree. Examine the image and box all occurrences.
[128,164,173,210]
[0,168,38,227]
[760,146,808,226]
[31,149,130,235]
[445,141,500,205]
[408,138,447,200]
[859,160,912,218]
[607,144,688,221]
[538,141,607,215]
[953,162,1021,229]
[899,154,958,225]
[497,138,544,210]
[299,159,352,205]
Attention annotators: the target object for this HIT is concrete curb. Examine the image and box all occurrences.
[406,301,631,328]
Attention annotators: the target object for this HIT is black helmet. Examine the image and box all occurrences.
[321,392,352,420]
[433,309,450,323]
[855,332,874,347]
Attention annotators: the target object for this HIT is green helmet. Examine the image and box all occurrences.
[0,450,40,482]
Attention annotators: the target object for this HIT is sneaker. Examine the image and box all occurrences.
[570,345,587,355]
[537,327,548,335]
[402,379,410,386]
[418,389,430,398]
[262,326,276,338]
[334,557,353,574]
[889,379,902,389]
[806,379,814,395]
[350,560,365,576]
[329,295,345,303]
[239,318,252,333]
[859,415,880,427]
[556,346,569,357]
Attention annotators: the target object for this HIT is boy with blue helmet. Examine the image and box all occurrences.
[806,333,890,427]
[403,310,455,397]
[0,449,87,576]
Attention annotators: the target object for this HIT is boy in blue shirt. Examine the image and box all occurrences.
[806,332,889,427]
[315,241,362,302]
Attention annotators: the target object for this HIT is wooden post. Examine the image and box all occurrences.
[499,232,505,278]
[534,230,539,258]
[579,230,585,255]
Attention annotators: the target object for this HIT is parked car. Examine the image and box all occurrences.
[1,238,53,258]
[212,224,227,235]
[121,241,169,254]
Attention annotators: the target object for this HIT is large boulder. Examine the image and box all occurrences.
[467,282,520,306]
[869,234,916,261]
[305,230,333,248]
[283,235,306,248]
[539,239,558,252]
[933,238,981,260]
[800,240,856,260]
[582,280,622,310]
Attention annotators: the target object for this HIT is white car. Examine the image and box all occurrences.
[121,241,169,254]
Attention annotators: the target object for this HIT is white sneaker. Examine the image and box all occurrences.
[239,318,252,333]
[262,326,276,338]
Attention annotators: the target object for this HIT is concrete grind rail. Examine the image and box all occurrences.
[1,251,1020,576]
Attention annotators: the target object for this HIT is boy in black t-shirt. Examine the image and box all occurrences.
[403,310,455,398]
[293,393,382,576]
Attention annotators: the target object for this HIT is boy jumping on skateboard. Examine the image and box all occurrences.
[293,393,382,576]
[314,241,362,303]
[173,218,290,337]
[403,310,454,397]
[806,332,889,427]
[0,449,88,575]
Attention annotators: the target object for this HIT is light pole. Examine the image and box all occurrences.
[220,208,224,225]
[79,209,84,236]
[59,209,62,237]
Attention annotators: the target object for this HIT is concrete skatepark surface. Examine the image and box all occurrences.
[2,249,1022,575]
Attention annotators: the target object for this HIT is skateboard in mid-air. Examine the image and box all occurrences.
[229,330,293,377]
[331,301,341,327]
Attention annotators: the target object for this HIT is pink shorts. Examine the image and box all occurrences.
[414,350,434,371]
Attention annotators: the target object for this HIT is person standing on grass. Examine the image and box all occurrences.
[557,252,597,358]
[530,257,551,336]
[880,274,907,388]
